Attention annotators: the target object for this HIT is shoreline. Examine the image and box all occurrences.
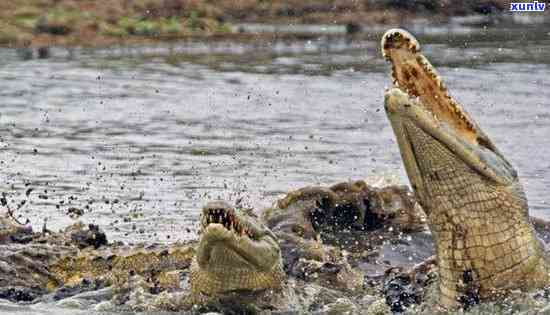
[5,18,548,62]
[1,1,548,49]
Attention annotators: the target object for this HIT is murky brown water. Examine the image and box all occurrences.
[0,27,549,249]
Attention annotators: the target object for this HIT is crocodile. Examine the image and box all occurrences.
[146,180,425,302]
[0,180,426,313]
[381,28,550,309]
[185,182,427,312]
[0,205,285,313]
[44,201,287,312]
[190,200,285,295]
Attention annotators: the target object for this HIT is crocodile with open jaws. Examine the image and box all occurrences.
[3,29,548,314]
[0,180,423,313]
[381,28,550,309]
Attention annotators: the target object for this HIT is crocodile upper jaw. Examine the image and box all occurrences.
[381,29,519,206]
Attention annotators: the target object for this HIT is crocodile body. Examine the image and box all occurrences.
[381,28,550,308]
[50,244,195,290]
[0,179,424,313]
[45,202,286,312]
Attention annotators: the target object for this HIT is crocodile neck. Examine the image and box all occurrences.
[381,28,550,308]
[403,120,547,306]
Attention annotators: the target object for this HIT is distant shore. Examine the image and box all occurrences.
[1,1,547,48]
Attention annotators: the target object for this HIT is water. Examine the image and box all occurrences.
[0,27,549,247]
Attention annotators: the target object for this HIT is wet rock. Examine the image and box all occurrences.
[6,228,34,244]
[0,287,44,302]
[0,243,65,293]
[68,223,108,249]
[52,279,106,301]
[55,286,114,306]
[55,297,89,309]
[0,217,34,244]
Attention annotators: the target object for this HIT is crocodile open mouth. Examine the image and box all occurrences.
[197,201,280,275]
[202,205,253,239]
[381,28,483,146]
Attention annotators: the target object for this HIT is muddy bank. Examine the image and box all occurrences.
[1,0,548,48]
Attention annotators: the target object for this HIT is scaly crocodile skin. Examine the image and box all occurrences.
[190,201,285,295]
[189,259,284,294]
[49,201,285,297]
[50,245,195,289]
[381,28,550,308]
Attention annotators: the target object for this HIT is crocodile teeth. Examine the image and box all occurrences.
[381,28,420,59]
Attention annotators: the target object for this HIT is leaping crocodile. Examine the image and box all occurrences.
[5,28,548,314]
[381,28,550,308]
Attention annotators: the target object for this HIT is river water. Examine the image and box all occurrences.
[0,27,549,246]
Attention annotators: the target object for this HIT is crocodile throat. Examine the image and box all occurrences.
[381,28,550,309]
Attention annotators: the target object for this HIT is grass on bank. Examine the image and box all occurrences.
[0,0,510,47]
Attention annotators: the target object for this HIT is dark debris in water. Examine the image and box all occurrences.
[458,269,480,310]
[383,270,420,313]
[0,286,45,302]
[383,265,437,313]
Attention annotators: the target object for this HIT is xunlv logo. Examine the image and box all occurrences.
[510,1,546,11]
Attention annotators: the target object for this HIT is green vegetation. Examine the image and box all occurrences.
[107,16,185,37]
[0,0,233,46]
[35,8,83,35]
[0,0,510,47]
